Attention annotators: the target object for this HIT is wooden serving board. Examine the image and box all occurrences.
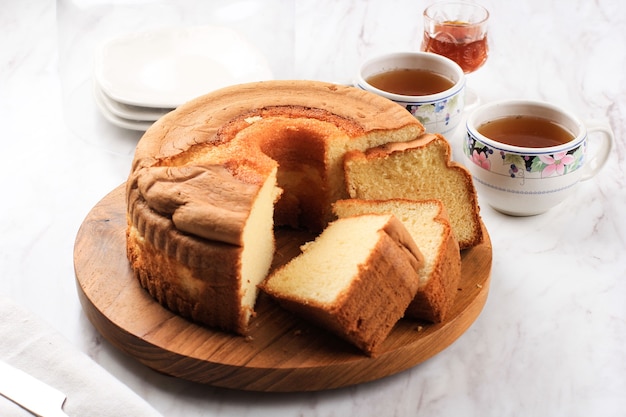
[74,184,492,392]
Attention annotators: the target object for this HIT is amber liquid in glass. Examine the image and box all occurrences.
[423,20,488,73]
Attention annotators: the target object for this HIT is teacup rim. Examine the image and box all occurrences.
[355,51,465,102]
[466,99,587,154]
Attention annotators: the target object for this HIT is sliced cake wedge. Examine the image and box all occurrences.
[334,198,461,322]
[260,214,423,356]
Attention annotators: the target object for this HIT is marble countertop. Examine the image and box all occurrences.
[2,0,625,415]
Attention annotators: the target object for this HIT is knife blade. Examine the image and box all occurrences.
[0,360,70,417]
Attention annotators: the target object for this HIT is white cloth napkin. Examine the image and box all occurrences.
[0,295,163,417]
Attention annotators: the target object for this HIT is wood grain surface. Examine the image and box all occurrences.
[73,184,493,392]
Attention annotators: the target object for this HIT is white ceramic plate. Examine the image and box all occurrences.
[93,83,154,131]
[98,86,172,122]
[94,26,273,108]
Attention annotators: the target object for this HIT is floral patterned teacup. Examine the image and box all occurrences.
[355,52,466,134]
[464,100,613,216]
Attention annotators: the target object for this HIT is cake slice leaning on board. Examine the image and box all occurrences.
[333,198,461,323]
[260,214,424,356]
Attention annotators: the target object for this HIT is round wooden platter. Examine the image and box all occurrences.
[74,184,492,392]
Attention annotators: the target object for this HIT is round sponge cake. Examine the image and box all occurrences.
[125,80,424,335]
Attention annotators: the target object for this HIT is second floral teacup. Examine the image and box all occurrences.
[463,99,613,216]
[354,52,466,134]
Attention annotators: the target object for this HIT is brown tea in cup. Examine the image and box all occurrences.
[366,68,455,96]
[477,115,575,148]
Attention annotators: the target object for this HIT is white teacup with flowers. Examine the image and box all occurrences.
[355,52,466,135]
[463,100,613,216]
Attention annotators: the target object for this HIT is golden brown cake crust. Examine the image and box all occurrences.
[135,164,262,245]
[126,190,248,333]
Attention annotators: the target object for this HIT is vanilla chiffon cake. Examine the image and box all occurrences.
[333,198,461,322]
[343,133,483,249]
[126,80,424,335]
[260,214,424,356]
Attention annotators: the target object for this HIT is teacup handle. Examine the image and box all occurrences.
[581,121,614,181]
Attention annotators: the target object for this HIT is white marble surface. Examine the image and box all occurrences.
[2,0,625,415]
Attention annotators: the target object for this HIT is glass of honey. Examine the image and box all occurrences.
[421,1,489,74]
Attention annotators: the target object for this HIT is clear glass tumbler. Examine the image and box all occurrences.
[421,1,489,74]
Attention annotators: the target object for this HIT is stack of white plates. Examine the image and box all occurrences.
[93,26,274,131]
